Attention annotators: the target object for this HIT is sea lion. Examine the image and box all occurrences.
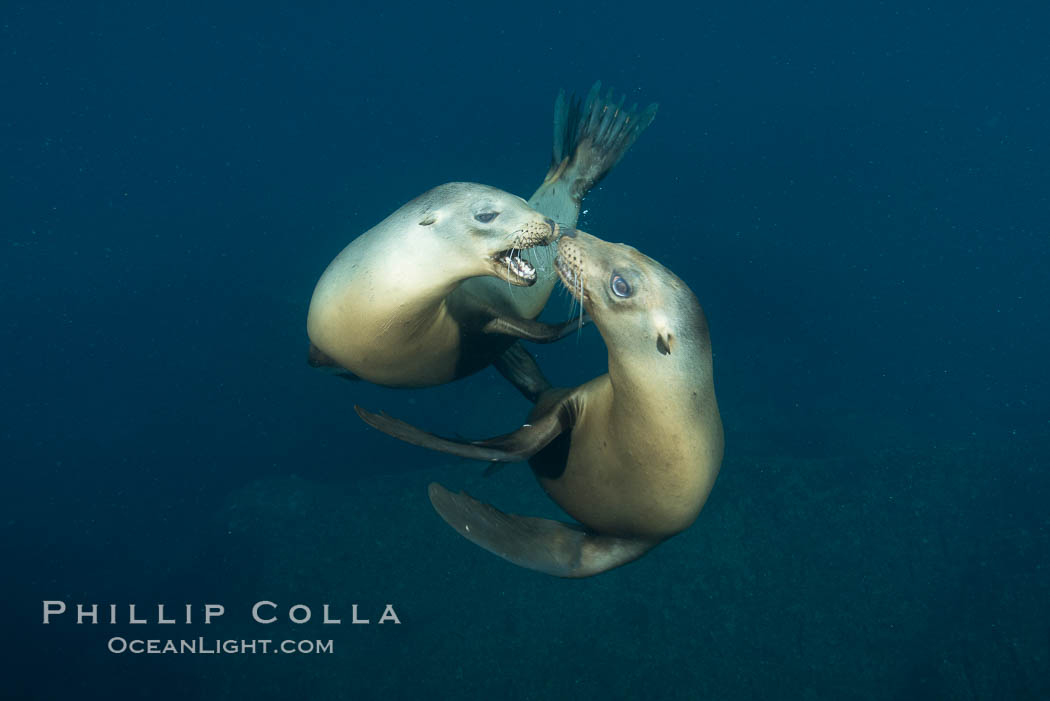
[355,230,724,577]
[306,182,561,387]
[306,83,657,392]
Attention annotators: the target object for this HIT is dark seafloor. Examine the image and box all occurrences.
[2,2,1047,699]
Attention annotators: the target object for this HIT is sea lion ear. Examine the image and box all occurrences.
[656,332,673,356]
[653,313,673,355]
[419,214,437,226]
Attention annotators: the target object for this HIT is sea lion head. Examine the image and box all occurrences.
[410,183,559,287]
[554,230,709,361]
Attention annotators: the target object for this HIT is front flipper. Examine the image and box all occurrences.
[492,343,552,403]
[354,393,575,463]
[307,343,361,381]
[482,313,591,343]
[428,483,658,578]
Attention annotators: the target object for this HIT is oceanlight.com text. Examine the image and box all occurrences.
[107,637,334,655]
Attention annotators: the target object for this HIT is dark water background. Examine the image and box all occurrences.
[3,2,1048,699]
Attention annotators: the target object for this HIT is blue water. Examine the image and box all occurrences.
[3,2,1048,699]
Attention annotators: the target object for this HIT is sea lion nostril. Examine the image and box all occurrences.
[544,217,557,235]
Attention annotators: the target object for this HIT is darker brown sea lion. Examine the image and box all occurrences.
[356,230,724,577]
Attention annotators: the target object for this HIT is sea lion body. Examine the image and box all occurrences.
[357,230,724,576]
[530,376,715,539]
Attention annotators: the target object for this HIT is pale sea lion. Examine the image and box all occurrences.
[307,182,560,387]
[356,230,724,577]
[306,83,657,392]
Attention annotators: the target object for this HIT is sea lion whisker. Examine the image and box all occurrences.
[577,283,585,336]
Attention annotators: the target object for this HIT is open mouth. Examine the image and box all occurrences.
[490,219,559,286]
[494,247,538,286]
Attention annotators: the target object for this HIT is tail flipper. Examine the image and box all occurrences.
[532,82,658,224]
[428,482,658,578]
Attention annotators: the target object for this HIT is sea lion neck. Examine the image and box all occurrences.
[607,350,674,402]
[360,244,471,315]
[604,333,714,412]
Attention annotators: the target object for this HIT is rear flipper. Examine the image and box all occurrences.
[531,81,659,225]
[492,342,552,403]
[428,482,658,578]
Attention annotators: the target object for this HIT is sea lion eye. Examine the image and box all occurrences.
[611,274,632,298]
[475,212,499,223]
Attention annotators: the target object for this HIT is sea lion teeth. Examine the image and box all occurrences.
[502,251,536,281]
